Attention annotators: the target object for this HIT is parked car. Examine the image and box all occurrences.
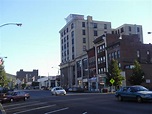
[51,87,66,95]
[115,85,152,103]
[68,87,84,92]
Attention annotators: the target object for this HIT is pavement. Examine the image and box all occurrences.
[0,103,6,114]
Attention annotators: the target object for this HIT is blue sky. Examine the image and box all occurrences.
[0,0,152,76]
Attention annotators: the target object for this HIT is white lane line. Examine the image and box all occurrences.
[6,102,48,111]
[3,101,40,108]
[13,104,56,114]
[44,107,69,114]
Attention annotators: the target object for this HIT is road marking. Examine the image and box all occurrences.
[82,112,87,114]
[3,101,40,108]
[13,104,56,114]
[6,102,49,111]
[44,107,69,114]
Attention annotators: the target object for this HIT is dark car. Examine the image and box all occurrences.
[115,85,152,103]
[0,93,11,103]
[6,91,29,102]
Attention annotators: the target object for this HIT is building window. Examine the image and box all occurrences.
[71,23,74,29]
[67,28,68,32]
[94,30,98,36]
[137,27,140,32]
[147,50,150,55]
[64,37,66,42]
[93,23,97,28]
[72,39,74,44]
[117,50,120,58]
[71,31,74,38]
[83,38,86,43]
[121,27,124,33]
[137,50,140,57]
[104,24,107,29]
[82,29,86,35]
[83,45,86,51]
[129,26,131,32]
[82,22,85,27]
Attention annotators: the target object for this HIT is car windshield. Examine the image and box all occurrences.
[133,86,148,91]
[56,88,63,90]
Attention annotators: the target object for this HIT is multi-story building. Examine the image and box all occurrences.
[16,69,39,83]
[112,24,143,43]
[59,14,111,89]
[94,33,152,89]
[59,14,144,91]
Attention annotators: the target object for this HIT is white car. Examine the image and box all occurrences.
[51,87,66,95]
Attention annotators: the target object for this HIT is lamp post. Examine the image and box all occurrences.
[51,67,60,86]
[0,23,22,28]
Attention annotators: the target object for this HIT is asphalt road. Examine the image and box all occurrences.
[2,90,152,114]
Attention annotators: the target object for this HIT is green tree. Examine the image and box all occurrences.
[106,59,124,89]
[129,60,145,85]
[0,65,9,87]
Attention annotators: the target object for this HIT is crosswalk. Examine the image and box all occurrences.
[2,100,69,114]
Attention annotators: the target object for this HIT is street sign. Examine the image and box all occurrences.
[110,78,115,84]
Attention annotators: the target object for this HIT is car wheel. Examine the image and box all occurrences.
[10,98,14,102]
[137,96,142,103]
[118,95,123,101]
[24,97,27,101]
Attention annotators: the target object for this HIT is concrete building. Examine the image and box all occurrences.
[59,14,111,89]
[112,24,143,43]
[59,14,144,90]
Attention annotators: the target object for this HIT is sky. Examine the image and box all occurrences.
[0,0,152,76]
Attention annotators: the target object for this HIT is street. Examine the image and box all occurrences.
[2,90,152,114]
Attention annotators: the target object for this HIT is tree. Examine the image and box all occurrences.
[129,60,145,85]
[0,59,9,87]
[106,59,124,89]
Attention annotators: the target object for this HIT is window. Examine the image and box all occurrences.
[71,23,74,29]
[93,23,97,28]
[137,27,140,32]
[94,30,98,36]
[72,39,74,44]
[83,38,86,43]
[129,26,131,32]
[117,50,120,58]
[83,45,86,51]
[66,28,68,32]
[82,29,86,35]
[82,22,85,27]
[137,50,140,57]
[104,24,107,29]
[64,37,66,42]
[121,27,124,33]
[147,50,150,55]
[71,31,74,38]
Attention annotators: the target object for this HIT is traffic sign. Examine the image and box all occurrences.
[110,78,115,84]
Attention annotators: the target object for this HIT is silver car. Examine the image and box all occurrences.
[51,87,66,96]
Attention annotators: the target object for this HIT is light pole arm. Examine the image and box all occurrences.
[0,23,22,28]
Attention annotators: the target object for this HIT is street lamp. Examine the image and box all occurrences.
[0,23,22,28]
[51,67,60,75]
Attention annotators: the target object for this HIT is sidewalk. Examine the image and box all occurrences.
[0,103,6,114]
